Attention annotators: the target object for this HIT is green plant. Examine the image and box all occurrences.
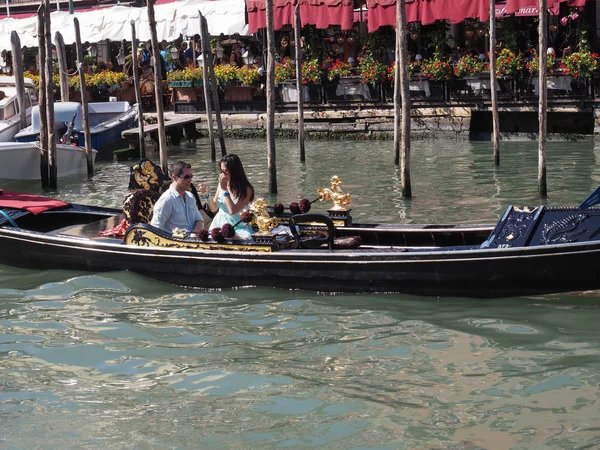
[526,48,556,75]
[560,51,599,79]
[275,57,295,83]
[327,60,351,81]
[213,64,240,86]
[301,58,322,84]
[167,67,203,83]
[358,54,387,85]
[454,54,486,78]
[387,61,416,80]
[88,70,128,93]
[237,66,259,86]
[495,47,522,77]
[420,58,452,81]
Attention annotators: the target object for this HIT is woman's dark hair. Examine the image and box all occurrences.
[221,153,254,202]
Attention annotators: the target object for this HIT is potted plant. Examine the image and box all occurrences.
[560,50,598,80]
[384,61,417,101]
[327,60,352,81]
[357,54,386,101]
[66,72,93,103]
[274,57,295,84]
[237,66,260,87]
[167,67,203,87]
[526,48,556,76]
[495,48,522,78]
[358,54,387,86]
[225,66,260,102]
[301,58,323,84]
[301,58,323,102]
[213,64,240,87]
[420,58,452,81]
[454,54,487,78]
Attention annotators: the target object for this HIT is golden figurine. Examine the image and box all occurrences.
[171,228,188,239]
[317,175,352,211]
[248,198,279,235]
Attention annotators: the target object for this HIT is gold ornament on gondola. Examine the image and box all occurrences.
[248,198,279,235]
[317,175,352,211]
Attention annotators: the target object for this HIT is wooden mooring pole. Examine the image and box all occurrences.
[73,18,93,177]
[266,0,277,193]
[37,6,49,188]
[146,0,168,175]
[44,0,57,189]
[489,0,500,166]
[199,13,226,157]
[395,0,411,199]
[54,31,69,102]
[538,0,548,197]
[130,21,145,157]
[198,13,216,160]
[10,32,26,130]
[293,3,305,162]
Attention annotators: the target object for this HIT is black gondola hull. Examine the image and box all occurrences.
[1,226,599,297]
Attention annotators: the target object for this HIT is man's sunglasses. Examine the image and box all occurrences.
[180,174,193,180]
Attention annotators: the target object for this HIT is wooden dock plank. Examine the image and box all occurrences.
[121,112,202,139]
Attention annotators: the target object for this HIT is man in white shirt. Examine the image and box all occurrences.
[150,160,204,237]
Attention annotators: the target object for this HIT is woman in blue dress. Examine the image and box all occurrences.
[200,154,255,239]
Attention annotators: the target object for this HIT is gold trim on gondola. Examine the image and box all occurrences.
[514,206,539,213]
[124,226,275,252]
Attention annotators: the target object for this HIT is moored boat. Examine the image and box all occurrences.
[1,185,600,297]
[0,142,97,179]
[0,76,37,142]
[14,101,137,159]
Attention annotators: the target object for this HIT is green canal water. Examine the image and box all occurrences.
[1,139,599,449]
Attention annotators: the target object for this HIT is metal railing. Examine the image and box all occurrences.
[273,74,598,106]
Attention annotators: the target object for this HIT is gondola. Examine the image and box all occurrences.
[1,182,600,298]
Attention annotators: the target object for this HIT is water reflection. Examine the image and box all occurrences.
[1,139,597,224]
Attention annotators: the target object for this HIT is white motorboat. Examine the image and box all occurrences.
[0,142,97,180]
[15,101,137,159]
[0,76,37,142]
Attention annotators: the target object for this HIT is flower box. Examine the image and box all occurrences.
[175,87,199,102]
[115,85,136,103]
[224,86,255,102]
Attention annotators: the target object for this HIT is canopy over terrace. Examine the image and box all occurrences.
[366,0,587,33]
[506,0,585,15]
[246,0,354,34]
[0,0,248,50]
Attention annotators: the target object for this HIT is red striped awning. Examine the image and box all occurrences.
[246,0,294,34]
[298,0,354,30]
[366,0,586,33]
[246,0,354,34]
[365,0,490,33]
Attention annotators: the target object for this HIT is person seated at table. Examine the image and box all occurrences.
[150,160,205,237]
[184,42,195,68]
[201,154,255,239]
[230,44,242,67]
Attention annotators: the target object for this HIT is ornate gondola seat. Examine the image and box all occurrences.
[289,214,361,250]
